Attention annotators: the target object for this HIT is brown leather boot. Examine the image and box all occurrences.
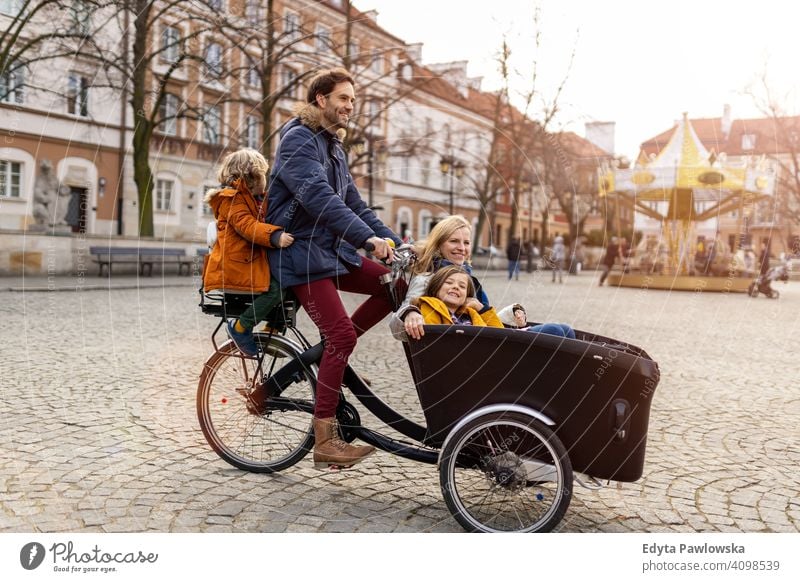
[313,417,375,469]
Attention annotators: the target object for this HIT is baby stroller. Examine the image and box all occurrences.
[748,256,790,298]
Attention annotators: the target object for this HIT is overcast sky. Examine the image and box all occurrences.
[355,0,800,159]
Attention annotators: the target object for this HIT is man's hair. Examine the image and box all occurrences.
[424,265,475,303]
[306,67,355,104]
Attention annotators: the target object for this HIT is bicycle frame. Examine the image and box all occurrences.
[256,328,437,465]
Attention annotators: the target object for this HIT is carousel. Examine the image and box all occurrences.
[598,113,777,291]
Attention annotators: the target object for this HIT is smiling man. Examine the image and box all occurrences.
[266,68,403,469]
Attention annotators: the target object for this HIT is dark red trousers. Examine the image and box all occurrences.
[291,259,393,419]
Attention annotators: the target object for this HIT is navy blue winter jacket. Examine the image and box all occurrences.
[266,103,401,287]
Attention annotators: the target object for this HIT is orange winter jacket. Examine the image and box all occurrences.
[203,182,283,294]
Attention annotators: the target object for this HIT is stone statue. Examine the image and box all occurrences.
[32,160,70,227]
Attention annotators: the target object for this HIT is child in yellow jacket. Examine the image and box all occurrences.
[411,265,504,330]
[203,149,294,356]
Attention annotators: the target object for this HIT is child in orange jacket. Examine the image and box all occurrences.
[203,149,294,356]
[411,265,504,330]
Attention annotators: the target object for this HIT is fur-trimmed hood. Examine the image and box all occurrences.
[291,102,347,141]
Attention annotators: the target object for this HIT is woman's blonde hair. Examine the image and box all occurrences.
[413,215,472,274]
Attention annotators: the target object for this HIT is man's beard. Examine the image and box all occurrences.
[323,106,349,130]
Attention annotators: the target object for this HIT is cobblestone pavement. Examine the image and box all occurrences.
[1,269,798,533]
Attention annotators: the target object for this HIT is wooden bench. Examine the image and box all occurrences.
[90,246,194,276]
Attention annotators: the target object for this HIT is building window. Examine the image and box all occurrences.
[0,66,24,104]
[245,0,260,25]
[155,179,173,211]
[159,93,178,135]
[203,105,221,144]
[67,74,89,116]
[204,42,223,78]
[244,115,259,149]
[283,11,299,41]
[70,0,91,35]
[400,157,410,182]
[161,26,181,63]
[247,66,260,88]
[347,39,359,60]
[366,99,381,124]
[316,25,331,52]
[371,48,382,74]
[742,133,756,151]
[420,158,430,186]
[280,66,297,98]
[0,160,22,198]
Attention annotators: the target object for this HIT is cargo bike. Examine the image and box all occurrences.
[197,247,661,532]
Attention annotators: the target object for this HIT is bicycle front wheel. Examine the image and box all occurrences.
[197,335,315,473]
[440,411,572,532]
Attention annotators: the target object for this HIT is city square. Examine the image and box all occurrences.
[1,270,798,533]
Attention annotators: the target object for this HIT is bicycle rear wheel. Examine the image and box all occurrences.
[197,334,315,473]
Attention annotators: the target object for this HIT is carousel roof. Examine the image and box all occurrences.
[601,113,776,201]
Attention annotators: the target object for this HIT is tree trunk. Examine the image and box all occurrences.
[539,210,549,253]
[131,3,153,237]
[473,212,487,249]
[132,121,154,237]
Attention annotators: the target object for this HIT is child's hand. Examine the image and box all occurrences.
[465,298,484,311]
[279,232,294,248]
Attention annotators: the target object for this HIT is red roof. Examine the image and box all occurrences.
[557,131,612,159]
[641,115,800,157]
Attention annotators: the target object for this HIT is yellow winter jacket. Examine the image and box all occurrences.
[413,296,504,328]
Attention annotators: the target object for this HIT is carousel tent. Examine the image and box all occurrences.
[599,113,776,280]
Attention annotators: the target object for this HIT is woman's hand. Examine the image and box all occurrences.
[279,232,295,248]
[403,311,425,340]
[465,297,483,311]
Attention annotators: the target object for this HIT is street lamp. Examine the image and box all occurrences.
[351,134,388,208]
[440,155,465,215]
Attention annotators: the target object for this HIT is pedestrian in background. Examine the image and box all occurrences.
[506,236,522,280]
[550,235,565,283]
[598,236,620,286]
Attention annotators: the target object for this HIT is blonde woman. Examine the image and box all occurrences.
[390,216,498,340]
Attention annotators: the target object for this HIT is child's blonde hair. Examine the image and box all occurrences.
[204,149,268,203]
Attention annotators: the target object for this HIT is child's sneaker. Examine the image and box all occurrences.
[226,321,258,357]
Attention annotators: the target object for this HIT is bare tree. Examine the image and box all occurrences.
[78,0,229,237]
[474,8,576,250]
[749,74,800,233]
[0,0,99,101]
[218,0,322,162]
[544,132,603,245]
